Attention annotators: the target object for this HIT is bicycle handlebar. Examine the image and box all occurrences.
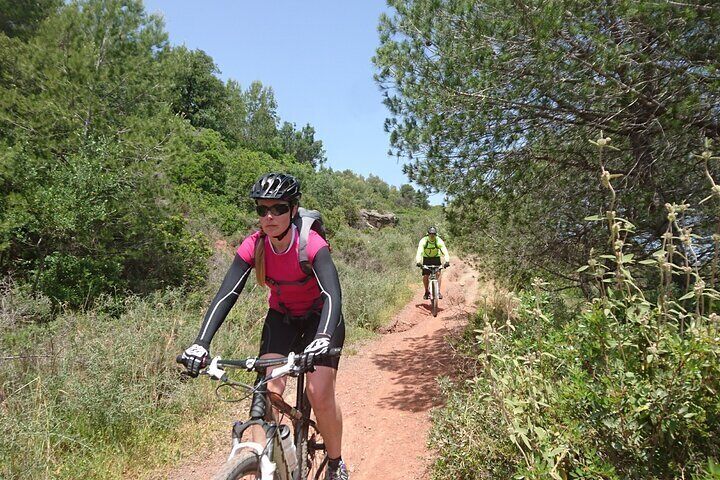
[176,348,342,380]
[418,264,446,270]
[215,347,342,370]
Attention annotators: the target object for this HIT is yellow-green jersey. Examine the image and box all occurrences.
[415,235,450,264]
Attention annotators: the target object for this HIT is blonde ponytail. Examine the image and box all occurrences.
[254,231,267,287]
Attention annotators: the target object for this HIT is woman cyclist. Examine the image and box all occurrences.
[180,172,349,480]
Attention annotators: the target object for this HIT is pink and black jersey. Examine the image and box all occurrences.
[194,225,342,349]
[237,227,328,317]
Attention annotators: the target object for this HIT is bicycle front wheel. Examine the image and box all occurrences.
[431,280,438,317]
[212,450,278,480]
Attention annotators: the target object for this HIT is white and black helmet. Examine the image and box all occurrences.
[249,173,301,203]
[427,226,437,235]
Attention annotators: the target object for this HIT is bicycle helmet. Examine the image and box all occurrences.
[250,173,301,203]
[427,226,437,235]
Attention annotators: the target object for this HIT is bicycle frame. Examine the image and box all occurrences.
[424,265,443,296]
[421,265,444,317]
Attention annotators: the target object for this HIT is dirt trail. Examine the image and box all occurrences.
[338,260,479,479]
[161,260,479,480]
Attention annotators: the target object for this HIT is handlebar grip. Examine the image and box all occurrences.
[176,354,208,371]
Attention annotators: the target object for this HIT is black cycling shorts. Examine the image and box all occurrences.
[421,256,441,275]
[258,309,345,369]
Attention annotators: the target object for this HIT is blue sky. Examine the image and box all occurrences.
[142,0,440,203]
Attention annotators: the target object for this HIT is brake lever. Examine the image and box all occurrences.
[205,356,228,382]
[268,352,296,380]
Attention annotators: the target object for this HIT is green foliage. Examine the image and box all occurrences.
[34,253,122,308]
[161,46,228,133]
[167,128,229,195]
[279,121,326,167]
[375,0,720,286]
[302,168,430,224]
[0,280,53,327]
[430,142,720,479]
[0,136,212,306]
[336,226,418,330]
[160,50,327,166]
[433,283,720,479]
[0,0,206,305]
[400,182,430,209]
[0,0,349,306]
[0,0,60,40]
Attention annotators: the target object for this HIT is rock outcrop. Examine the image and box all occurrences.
[358,209,398,229]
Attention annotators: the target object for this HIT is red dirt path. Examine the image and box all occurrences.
[338,260,479,479]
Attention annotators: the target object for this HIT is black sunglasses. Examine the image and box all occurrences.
[256,203,291,217]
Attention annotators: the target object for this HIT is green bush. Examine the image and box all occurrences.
[33,253,123,308]
[1,139,213,307]
[332,224,418,331]
[432,284,720,479]
[0,280,54,327]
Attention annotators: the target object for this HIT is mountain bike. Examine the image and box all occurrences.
[423,265,445,317]
[177,348,341,480]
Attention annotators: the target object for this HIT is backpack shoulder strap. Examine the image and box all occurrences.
[298,214,315,275]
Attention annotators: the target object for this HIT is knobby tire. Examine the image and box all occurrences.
[431,280,438,317]
[212,450,279,480]
[297,399,327,480]
[299,436,328,480]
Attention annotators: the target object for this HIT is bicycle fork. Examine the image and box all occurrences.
[225,374,309,480]
[224,380,291,480]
